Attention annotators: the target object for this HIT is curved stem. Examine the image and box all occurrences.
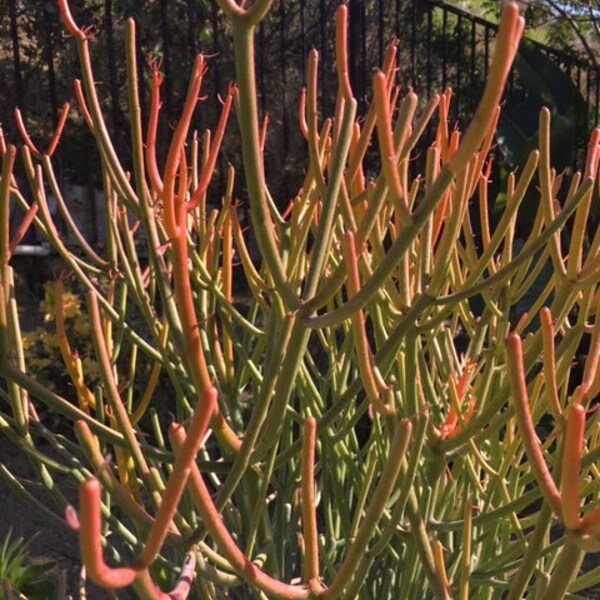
[170,424,312,600]
[505,334,563,518]
[228,14,299,310]
[138,388,217,567]
[542,538,584,599]
[321,419,412,599]
[301,416,321,588]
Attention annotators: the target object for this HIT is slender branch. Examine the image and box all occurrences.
[301,416,321,588]
[505,334,563,517]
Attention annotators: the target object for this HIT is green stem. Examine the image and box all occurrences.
[228,15,299,310]
[506,501,554,600]
[321,419,412,599]
[542,538,584,599]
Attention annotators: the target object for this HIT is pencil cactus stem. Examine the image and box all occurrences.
[562,402,586,531]
[505,333,563,517]
[459,498,473,600]
[139,388,217,567]
[146,59,165,196]
[567,127,600,279]
[221,177,235,384]
[585,127,600,180]
[73,79,93,130]
[77,478,195,598]
[305,5,522,327]
[259,112,269,154]
[74,420,178,539]
[47,102,71,157]
[78,478,139,589]
[0,145,16,268]
[57,0,86,40]
[544,539,585,599]
[303,98,356,300]
[13,103,70,159]
[130,319,169,425]
[188,83,235,210]
[467,104,500,197]
[322,419,412,599]
[13,108,43,159]
[335,5,352,101]
[216,0,275,26]
[345,42,399,187]
[298,88,309,139]
[540,307,563,420]
[372,71,412,227]
[306,49,327,198]
[342,231,393,415]
[8,202,38,256]
[87,291,155,489]
[227,12,299,310]
[580,502,600,534]
[169,424,312,600]
[539,108,567,277]
[162,54,205,238]
[167,553,196,599]
[59,0,139,208]
[432,541,452,598]
[55,279,96,414]
[301,416,320,585]
[437,90,450,159]
[447,2,524,173]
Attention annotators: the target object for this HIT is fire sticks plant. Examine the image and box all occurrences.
[2,1,600,598]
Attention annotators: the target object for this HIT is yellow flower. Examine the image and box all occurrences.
[73,316,91,337]
[39,281,82,322]
[82,356,101,382]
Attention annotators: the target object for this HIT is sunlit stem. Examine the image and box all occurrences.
[505,334,563,518]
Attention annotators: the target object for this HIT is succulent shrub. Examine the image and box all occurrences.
[1,1,600,599]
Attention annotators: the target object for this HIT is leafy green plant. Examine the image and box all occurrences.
[2,1,600,598]
[0,530,56,600]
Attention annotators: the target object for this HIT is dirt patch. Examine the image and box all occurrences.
[0,435,113,599]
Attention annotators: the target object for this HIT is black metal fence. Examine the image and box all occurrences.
[1,0,599,198]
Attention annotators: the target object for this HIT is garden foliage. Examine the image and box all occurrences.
[1,1,600,598]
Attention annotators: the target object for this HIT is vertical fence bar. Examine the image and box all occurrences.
[42,4,59,128]
[360,0,367,107]
[186,0,198,60]
[426,4,433,99]
[441,7,448,92]
[104,0,120,131]
[211,1,222,125]
[159,0,173,120]
[300,0,306,84]
[470,19,477,114]
[349,0,361,109]
[484,25,490,80]
[411,0,417,89]
[258,21,266,117]
[279,0,289,196]
[595,68,600,125]
[8,0,24,115]
[319,0,327,115]
[455,14,462,123]
[378,0,384,70]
